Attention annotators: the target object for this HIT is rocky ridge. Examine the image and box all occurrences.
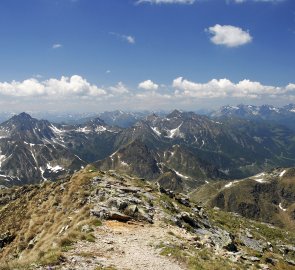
[0,168,294,269]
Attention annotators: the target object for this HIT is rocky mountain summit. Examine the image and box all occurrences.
[0,168,294,269]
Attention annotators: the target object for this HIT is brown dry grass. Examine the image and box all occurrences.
[0,167,101,268]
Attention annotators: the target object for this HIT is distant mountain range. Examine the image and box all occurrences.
[211,104,295,131]
[2,108,295,190]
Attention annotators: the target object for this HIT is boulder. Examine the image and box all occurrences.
[108,211,131,222]
[240,235,266,253]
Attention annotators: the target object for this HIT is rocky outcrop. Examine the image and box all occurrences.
[90,173,155,224]
[0,232,15,249]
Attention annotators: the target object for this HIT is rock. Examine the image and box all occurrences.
[143,192,155,201]
[179,212,201,229]
[118,187,140,193]
[175,196,190,207]
[81,225,93,233]
[265,257,276,266]
[124,204,138,216]
[137,207,153,224]
[108,211,131,222]
[278,244,295,255]
[159,186,175,198]
[286,259,295,266]
[92,176,102,182]
[127,197,142,204]
[258,264,270,270]
[91,207,109,219]
[246,230,253,238]
[28,237,37,249]
[0,232,15,249]
[209,228,237,252]
[240,235,265,253]
[106,198,128,211]
[172,216,183,228]
[241,255,261,262]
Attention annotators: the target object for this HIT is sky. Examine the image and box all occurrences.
[0,0,294,112]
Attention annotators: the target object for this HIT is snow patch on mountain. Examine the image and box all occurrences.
[280,170,286,177]
[166,122,184,139]
[279,203,287,212]
[39,167,47,181]
[47,164,64,172]
[173,170,189,179]
[50,124,65,134]
[76,127,92,134]
[95,126,107,133]
[251,172,267,183]
[151,127,161,137]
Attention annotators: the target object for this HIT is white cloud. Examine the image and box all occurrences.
[0,75,106,98]
[207,24,252,47]
[52,43,63,49]
[1,75,294,111]
[138,80,159,90]
[136,0,195,4]
[110,32,135,44]
[172,77,294,99]
[110,82,130,94]
[125,35,135,44]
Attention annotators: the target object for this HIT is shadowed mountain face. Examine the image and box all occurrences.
[107,110,295,179]
[0,113,119,186]
[0,113,84,185]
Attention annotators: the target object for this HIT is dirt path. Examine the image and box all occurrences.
[62,221,186,270]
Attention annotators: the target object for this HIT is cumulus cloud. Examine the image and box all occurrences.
[52,43,63,49]
[172,77,295,99]
[110,82,130,94]
[110,32,135,44]
[207,24,252,47]
[0,75,106,98]
[136,0,195,4]
[138,80,159,90]
[1,75,294,111]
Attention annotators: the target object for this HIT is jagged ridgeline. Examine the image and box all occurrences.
[0,169,294,269]
[2,111,295,189]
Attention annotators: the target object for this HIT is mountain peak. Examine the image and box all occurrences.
[12,112,33,121]
[166,109,183,118]
[89,117,106,126]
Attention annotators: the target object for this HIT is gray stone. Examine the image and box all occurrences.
[286,259,295,266]
[124,204,138,216]
[241,255,261,262]
[240,235,265,253]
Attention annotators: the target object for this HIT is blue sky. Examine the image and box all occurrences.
[0,0,294,112]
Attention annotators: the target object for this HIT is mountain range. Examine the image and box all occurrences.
[1,108,295,190]
[0,107,295,269]
[211,104,295,131]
